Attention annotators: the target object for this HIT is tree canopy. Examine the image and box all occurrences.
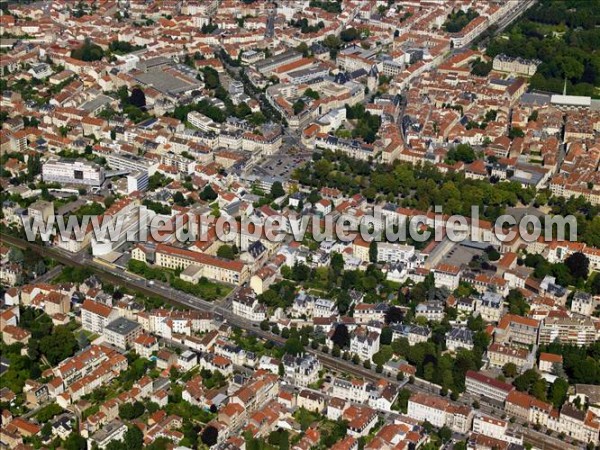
[201,425,219,447]
[71,38,104,61]
[331,323,350,348]
[486,0,600,97]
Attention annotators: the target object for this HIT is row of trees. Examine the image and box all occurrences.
[294,150,536,222]
[297,151,600,251]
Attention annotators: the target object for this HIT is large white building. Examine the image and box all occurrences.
[493,54,541,77]
[42,158,105,186]
[187,111,221,133]
[376,243,416,264]
[103,151,159,176]
[91,198,154,256]
[127,170,149,193]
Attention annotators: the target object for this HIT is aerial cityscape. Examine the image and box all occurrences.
[0,1,599,450]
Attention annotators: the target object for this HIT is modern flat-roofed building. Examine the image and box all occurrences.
[465,370,514,403]
[255,50,302,76]
[539,315,597,346]
[42,158,105,186]
[89,419,127,449]
[103,317,142,350]
[103,151,159,176]
[127,170,149,193]
[187,111,220,133]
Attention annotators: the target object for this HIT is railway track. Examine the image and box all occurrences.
[2,234,584,450]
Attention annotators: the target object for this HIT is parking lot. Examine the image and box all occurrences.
[253,149,312,178]
[442,243,484,267]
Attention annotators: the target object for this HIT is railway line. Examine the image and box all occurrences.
[1,233,581,450]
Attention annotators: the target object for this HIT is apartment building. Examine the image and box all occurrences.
[42,158,105,186]
[472,414,523,445]
[187,111,220,133]
[495,314,540,347]
[487,343,531,372]
[103,317,142,350]
[297,389,326,413]
[390,324,432,346]
[313,298,338,318]
[548,405,600,445]
[433,263,461,290]
[91,197,152,257]
[314,134,375,161]
[415,301,445,322]
[102,151,159,175]
[133,334,158,358]
[475,291,504,323]
[241,130,283,155]
[376,243,416,264]
[52,345,114,388]
[89,420,127,450]
[27,200,54,224]
[127,170,149,194]
[81,299,118,334]
[229,373,280,414]
[539,315,598,346]
[141,308,215,339]
[571,292,595,316]
[354,303,389,324]
[407,393,473,433]
[538,352,563,374]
